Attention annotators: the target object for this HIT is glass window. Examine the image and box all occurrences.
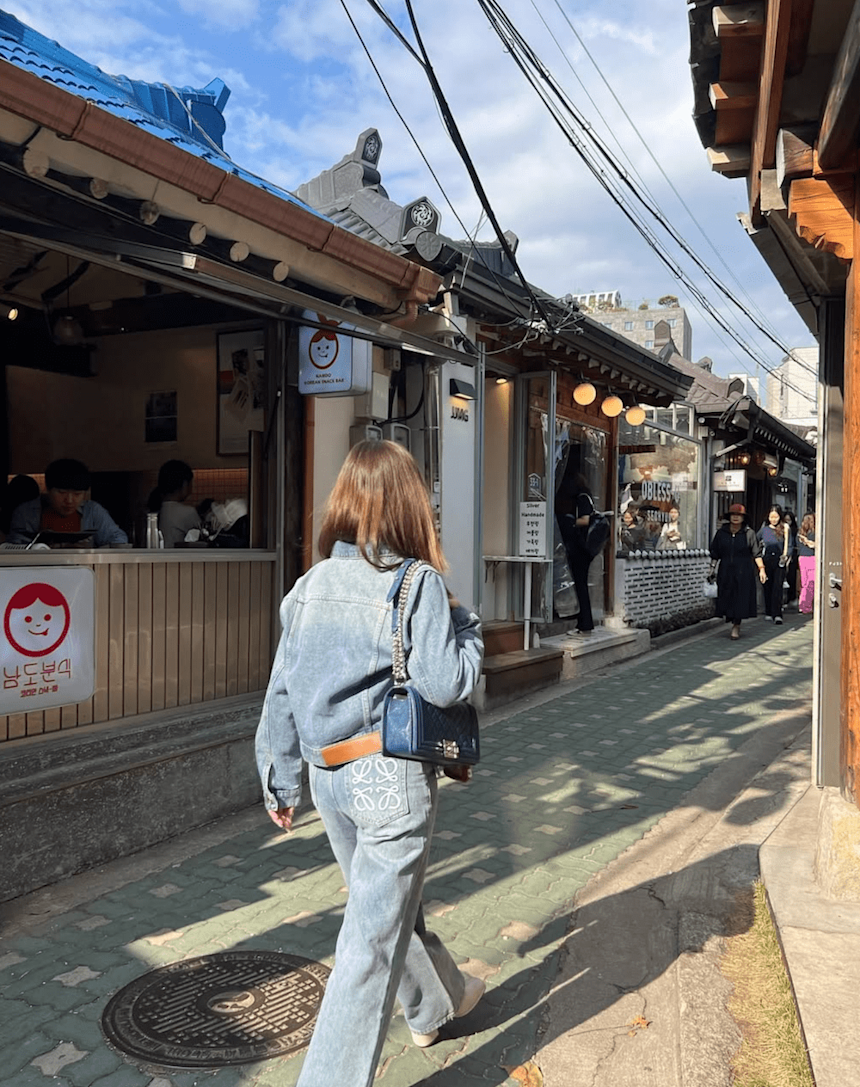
[617,420,700,551]
[645,340,654,349]
[624,321,634,330]
[668,319,677,328]
[645,320,654,329]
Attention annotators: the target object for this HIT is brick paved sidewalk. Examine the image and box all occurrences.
[0,614,813,1087]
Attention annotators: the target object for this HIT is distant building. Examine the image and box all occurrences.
[765,346,818,425]
[565,291,693,359]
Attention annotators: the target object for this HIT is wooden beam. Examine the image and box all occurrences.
[785,0,815,78]
[819,0,860,170]
[842,170,860,807]
[713,3,764,38]
[776,125,816,186]
[707,144,751,175]
[787,174,855,260]
[709,82,758,110]
[749,0,792,224]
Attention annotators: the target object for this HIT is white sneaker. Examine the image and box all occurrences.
[411,974,486,1047]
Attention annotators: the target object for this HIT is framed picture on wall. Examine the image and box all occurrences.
[216,329,265,455]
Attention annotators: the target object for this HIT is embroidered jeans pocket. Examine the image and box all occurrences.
[346,756,410,828]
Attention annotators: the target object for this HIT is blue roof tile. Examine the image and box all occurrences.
[0,8,321,218]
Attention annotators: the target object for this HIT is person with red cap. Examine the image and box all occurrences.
[707,504,767,639]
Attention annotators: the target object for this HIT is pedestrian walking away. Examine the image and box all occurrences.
[757,505,788,624]
[797,512,817,614]
[255,439,485,1087]
[783,509,799,608]
[708,503,766,640]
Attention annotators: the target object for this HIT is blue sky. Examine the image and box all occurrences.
[2,0,814,381]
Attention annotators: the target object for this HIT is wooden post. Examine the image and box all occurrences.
[842,174,860,806]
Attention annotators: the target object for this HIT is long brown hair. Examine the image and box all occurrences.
[318,440,448,571]
[767,505,785,538]
[801,512,815,535]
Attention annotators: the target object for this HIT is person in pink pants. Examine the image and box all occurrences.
[797,512,816,614]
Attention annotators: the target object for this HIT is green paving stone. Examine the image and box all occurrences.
[5,1030,59,1075]
[43,1011,104,1049]
[0,1000,56,1044]
[87,1065,152,1087]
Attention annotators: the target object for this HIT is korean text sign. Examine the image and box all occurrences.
[519,502,547,557]
[1,568,94,714]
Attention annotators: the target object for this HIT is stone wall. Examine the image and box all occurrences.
[616,549,715,635]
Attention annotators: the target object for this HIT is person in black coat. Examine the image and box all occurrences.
[708,503,767,640]
[558,473,597,636]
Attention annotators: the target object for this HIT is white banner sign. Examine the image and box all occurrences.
[519,501,547,557]
[1,567,95,714]
[713,469,747,492]
[298,311,372,396]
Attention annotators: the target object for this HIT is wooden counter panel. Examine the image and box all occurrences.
[0,553,277,741]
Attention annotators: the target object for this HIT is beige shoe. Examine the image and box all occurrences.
[411,973,486,1047]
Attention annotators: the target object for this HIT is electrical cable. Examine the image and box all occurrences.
[473,0,816,398]
[341,0,555,338]
[403,0,556,328]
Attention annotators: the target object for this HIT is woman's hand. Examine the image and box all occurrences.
[267,807,294,832]
[758,568,768,584]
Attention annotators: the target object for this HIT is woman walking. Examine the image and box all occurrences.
[798,512,817,613]
[255,440,485,1087]
[708,503,767,640]
[783,510,799,608]
[558,473,598,636]
[757,505,788,624]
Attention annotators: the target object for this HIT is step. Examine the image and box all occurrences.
[542,627,651,679]
[478,646,564,711]
[483,620,527,657]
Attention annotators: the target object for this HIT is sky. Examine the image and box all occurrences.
[2,0,816,382]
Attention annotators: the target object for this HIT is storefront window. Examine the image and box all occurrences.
[618,416,700,551]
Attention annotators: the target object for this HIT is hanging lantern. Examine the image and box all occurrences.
[601,394,623,417]
[573,382,596,405]
[625,405,646,426]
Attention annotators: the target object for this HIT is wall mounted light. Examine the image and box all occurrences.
[768,466,778,476]
[573,381,596,405]
[738,451,751,466]
[449,378,476,401]
[0,302,18,321]
[601,395,623,417]
[495,376,508,385]
[625,405,646,426]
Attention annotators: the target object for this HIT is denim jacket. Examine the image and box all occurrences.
[255,541,484,810]
[8,497,128,546]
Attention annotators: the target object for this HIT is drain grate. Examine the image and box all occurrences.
[102,950,330,1068]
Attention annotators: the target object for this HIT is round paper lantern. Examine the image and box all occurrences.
[625,405,646,425]
[601,395,623,417]
[573,382,597,405]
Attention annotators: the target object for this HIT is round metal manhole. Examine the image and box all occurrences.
[101,950,330,1068]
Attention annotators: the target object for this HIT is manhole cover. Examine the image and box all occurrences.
[102,950,330,1068]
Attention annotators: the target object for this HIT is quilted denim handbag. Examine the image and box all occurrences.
[381,559,480,767]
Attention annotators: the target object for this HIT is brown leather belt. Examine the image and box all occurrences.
[321,731,383,767]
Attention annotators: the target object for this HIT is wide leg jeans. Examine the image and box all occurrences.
[296,755,465,1087]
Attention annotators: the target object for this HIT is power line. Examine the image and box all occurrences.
[472,0,816,399]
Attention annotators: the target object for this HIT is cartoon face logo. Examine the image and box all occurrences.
[308,315,340,370]
[4,582,71,658]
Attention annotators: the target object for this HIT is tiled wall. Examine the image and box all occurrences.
[618,551,714,634]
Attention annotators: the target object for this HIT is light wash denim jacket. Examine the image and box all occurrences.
[255,541,484,810]
[8,497,128,546]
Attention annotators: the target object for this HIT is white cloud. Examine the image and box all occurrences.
[175,0,259,30]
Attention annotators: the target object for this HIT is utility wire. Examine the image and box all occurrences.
[541,0,790,356]
[473,0,815,398]
[403,0,556,328]
[339,0,545,332]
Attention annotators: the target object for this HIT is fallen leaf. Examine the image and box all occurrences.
[502,1060,544,1086]
[627,1014,651,1036]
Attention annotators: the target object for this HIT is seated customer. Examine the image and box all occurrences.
[8,458,127,547]
[147,460,202,547]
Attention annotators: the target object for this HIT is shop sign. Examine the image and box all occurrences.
[519,502,547,557]
[298,312,373,396]
[1,567,94,714]
[713,469,746,492]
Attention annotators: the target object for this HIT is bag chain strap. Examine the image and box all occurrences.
[392,561,424,686]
